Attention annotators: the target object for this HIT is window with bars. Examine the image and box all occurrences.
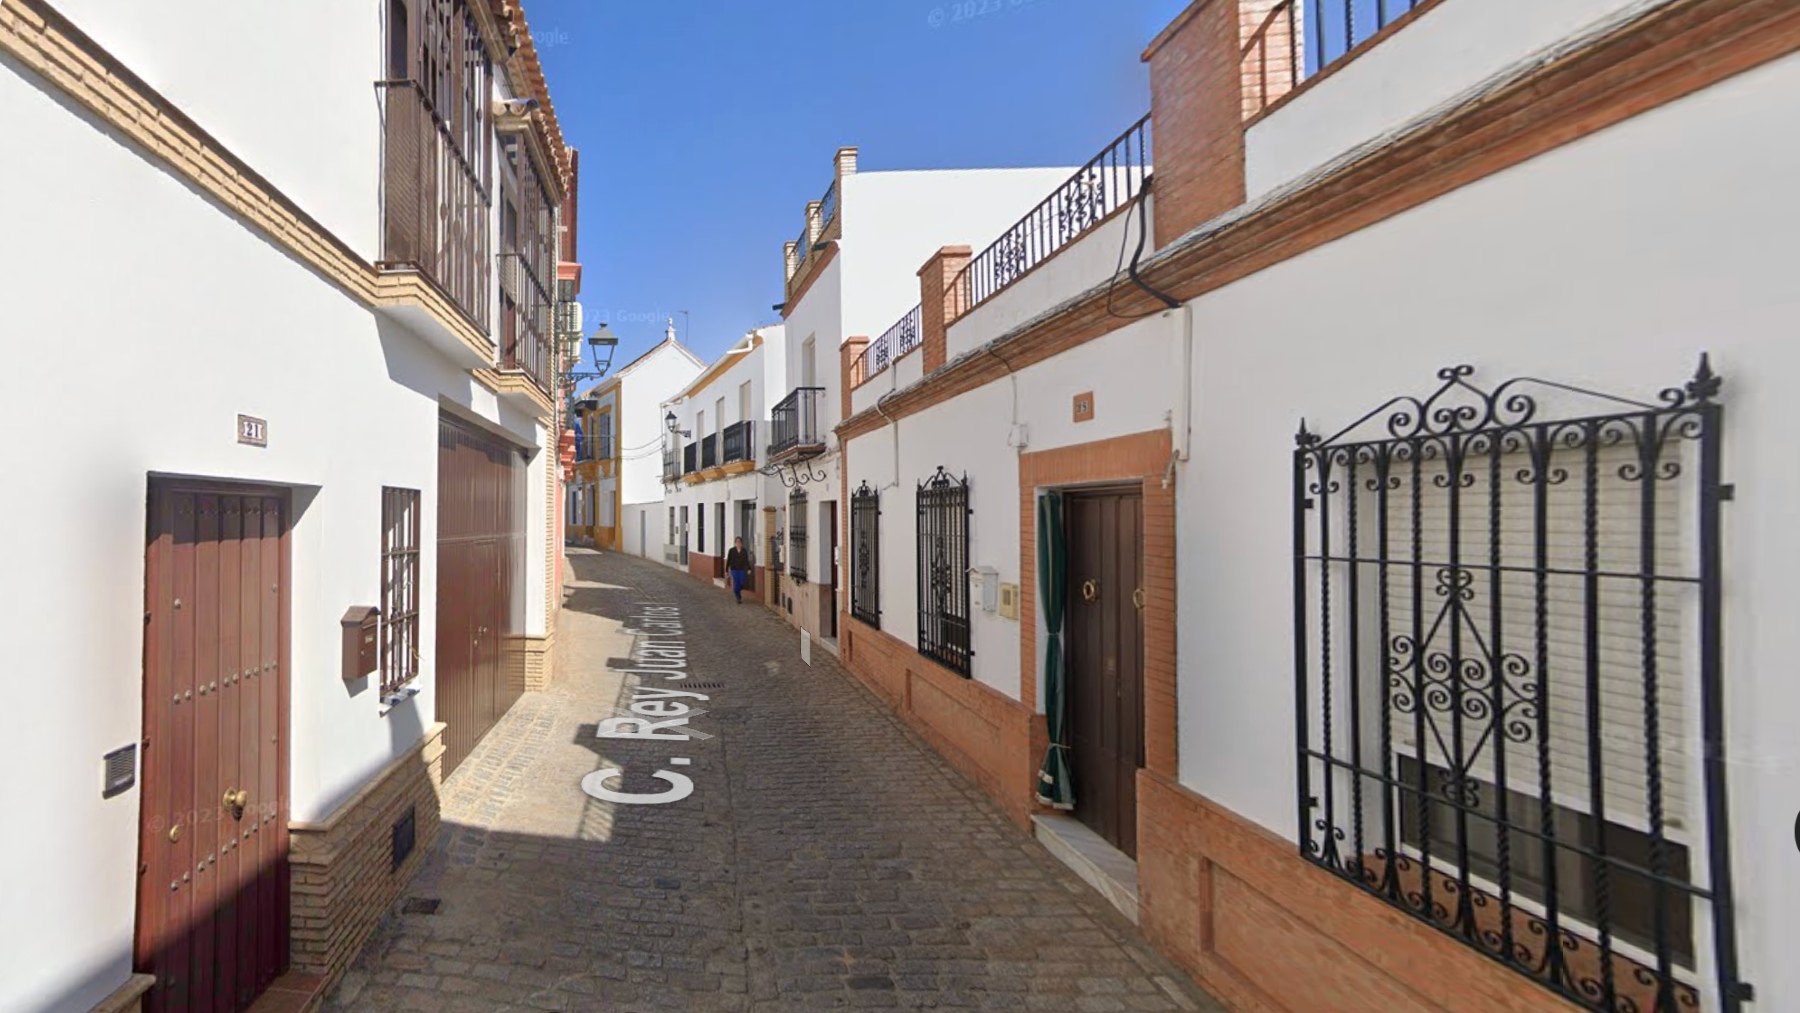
[916,468,971,676]
[850,481,881,629]
[380,487,422,696]
[1293,361,1742,1013]
[789,488,809,582]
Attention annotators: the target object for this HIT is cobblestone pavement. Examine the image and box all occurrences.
[322,549,1225,1013]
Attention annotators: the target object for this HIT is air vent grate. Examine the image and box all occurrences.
[103,744,137,799]
[391,805,417,871]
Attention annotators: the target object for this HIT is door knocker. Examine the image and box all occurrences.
[1132,588,1146,610]
[1081,579,1099,603]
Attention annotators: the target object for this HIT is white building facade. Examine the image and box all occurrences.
[771,147,1082,654]
[586,322,706,559]
[658,326,789,595]
[833,2,1800,1013]
[0,2,581,1011]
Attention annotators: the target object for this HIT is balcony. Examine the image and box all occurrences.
[498,252,555,394]
[784,159,849,301]
[683,442,699,475]
[701,433,719,470]
[768,387,828,463]
[663,449,680,484]
[952,114,1151,316]
[850,304,922,388]
[722,420,756,465]
[377,79,490,328]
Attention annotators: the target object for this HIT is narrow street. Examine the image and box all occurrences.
[322,549,1221,1013]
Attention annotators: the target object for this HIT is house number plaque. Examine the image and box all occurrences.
[237,414,268,447]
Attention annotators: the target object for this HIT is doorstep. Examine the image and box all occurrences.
[244,972,328,1013]
[1032,814,1139,924]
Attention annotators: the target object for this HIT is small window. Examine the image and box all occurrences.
[381,488,422,696]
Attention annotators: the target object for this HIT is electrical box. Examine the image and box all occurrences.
[998,583,1020,620]
[973,566,999,613]
[341,606,381,682]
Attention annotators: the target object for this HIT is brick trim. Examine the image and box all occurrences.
[288,724,446,987]
[781,242,839,318]
[1136,769,1588,1013]
[838,0,1800,443]
[1018,429,1177,777]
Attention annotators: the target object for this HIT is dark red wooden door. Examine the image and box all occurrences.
[138,484,290,1013]
[436,413,526,774]
[1066,488,1145,857]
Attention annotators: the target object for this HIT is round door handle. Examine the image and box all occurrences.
[1081,579,1099,603]
[1132,588,1146,610]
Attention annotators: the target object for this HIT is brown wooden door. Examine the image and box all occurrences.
[436,413,525,774]
[1066,488,1145,857]
[138,484,290,1013]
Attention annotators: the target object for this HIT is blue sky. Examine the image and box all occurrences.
[529,0,1192,369]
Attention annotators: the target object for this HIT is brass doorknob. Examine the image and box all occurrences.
[1081,579,1099,602]
[223,789,249,810]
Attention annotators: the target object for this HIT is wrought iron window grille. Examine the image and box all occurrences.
[789,487,809,583]
[1292,358,1742,1013]
[917,467,972,676]
[851,481,881,629]
[380,487,422,697]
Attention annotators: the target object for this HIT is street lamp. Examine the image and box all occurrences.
[664,411,690,439]
[565,322,621,392]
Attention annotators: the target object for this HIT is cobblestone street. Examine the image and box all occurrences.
[322,549,1222,1012]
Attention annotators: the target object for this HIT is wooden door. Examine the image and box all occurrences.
[1065,488,1145,857]
[138,484,290,1013]
[436,413,525,774]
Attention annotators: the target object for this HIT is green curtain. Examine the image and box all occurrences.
[1036,491,1074,809]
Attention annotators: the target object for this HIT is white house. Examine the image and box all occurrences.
[583,320,706,558]
[0,1,581,1011]
[658,325,789,598]
[771,147,1082,656]
[834,2,1800,1013]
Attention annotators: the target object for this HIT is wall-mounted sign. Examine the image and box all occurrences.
[1072,391,1095,423]
[238,414,268,447]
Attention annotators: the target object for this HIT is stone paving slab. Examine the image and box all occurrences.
[322,548,1224,1013]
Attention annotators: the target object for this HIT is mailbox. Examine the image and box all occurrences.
[341,606,381,681]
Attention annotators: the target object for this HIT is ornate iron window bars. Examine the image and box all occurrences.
[788,486,809,583]
[380,487,422,696]
[851,481,882,629]
[917,468,972,677]
[1293,359,1743,1013]
[955,114,1151,314]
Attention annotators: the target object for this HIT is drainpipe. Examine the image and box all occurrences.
[1121,173,1187,485]
[874,389,900,491]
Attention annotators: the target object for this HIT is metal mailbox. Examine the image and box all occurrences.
[341,605,380,681]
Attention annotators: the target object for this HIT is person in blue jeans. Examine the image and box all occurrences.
[726,536,751,604]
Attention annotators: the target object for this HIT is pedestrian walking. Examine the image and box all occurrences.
[726,536,751,604]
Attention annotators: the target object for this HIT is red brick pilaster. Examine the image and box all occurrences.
[917,246,972,374]
[841,336,869,418]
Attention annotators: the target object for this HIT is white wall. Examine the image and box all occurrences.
[1178,53,1800,1008]
[1246,0,1643,199]
[946,195,1154,361]
[48,0,383,257]
[839,167,1077,344]
[0,42,540,1013]
[619,345,703,505]
[843,313,1178,700]
[622,503,664,559]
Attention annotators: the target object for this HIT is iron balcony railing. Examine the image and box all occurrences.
[497,252,555,393]
[851,304,922,388]
[955,114,1151,315]
[1243,1,1432,117]
[790,219,813,280]
[768,387,828,460]
[701,433,719,470]
[377,79,492,332]
[682,442,698,475]
[722,420,756,464]
[594,433,614,461]
[662,449,680,483]
[819,180,838,235]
